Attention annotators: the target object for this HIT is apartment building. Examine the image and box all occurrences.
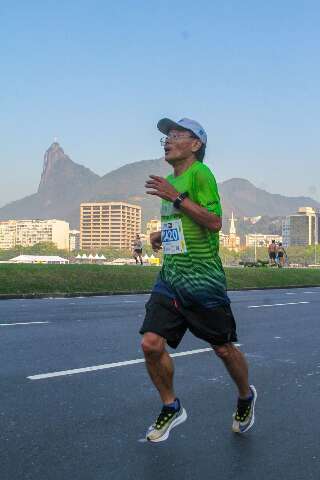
[282,207,320,247]
[146,218,161,244]
[80,202,141,250]
[0,219,69,250]
[0,220,17,249]
[69,229,80,251]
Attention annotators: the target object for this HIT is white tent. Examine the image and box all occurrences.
[9,255,69,264]
[82,253,88,259]
[94,254,100,259]
[88,254,94,260]
[76,254,82,259]
[143,254,149,260]
[100,254,106,260]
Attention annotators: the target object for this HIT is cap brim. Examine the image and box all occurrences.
[157,118,186,135]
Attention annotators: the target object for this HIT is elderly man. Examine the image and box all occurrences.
[140,117,257,442]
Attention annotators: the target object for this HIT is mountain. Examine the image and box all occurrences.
[0,143,99,224]
[0,143,319,232]
[218,178,320,217]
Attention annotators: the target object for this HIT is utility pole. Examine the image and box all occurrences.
[254,234,257,262]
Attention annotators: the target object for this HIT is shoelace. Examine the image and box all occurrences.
[154,406,176,430]
[235,397,252,422]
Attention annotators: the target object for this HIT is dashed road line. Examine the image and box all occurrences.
[248,301,309,309]
[0,321,50,327]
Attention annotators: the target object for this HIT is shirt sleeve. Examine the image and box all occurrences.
[193,165,222,217]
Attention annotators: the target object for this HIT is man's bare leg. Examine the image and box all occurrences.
[213,343,251,398]
[141,332,176,404]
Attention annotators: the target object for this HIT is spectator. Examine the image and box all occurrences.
[268,239,276,266]
[276,242,287,268]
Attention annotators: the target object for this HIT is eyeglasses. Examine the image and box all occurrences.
[160,134,194,146]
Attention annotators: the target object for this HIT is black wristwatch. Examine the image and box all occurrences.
[173,191,189,209]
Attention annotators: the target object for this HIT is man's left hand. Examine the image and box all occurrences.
[145,175,178,202]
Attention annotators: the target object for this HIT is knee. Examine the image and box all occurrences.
[141,332,165,357]
[213,343,233,360]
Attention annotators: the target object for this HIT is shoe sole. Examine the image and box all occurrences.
[147,408,188,443]
[232,384,257,434]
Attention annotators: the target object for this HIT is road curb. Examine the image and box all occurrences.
[0,284,319,300]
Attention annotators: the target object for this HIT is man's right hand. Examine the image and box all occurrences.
[150,231,162,252]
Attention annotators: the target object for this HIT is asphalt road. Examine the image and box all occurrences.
[1,287,320,480]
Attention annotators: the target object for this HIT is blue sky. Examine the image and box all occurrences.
[1,0,319,207]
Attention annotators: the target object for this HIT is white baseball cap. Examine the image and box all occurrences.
[157,117,207,145]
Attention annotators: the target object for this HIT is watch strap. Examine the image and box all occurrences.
[173,191,188,209]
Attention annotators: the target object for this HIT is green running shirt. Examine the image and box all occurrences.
[158,161,230,308]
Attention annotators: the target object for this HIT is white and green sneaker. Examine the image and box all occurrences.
[146,401,187,443]
[232,385,257,434]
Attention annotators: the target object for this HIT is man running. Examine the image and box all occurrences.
[132,234,143,265]
[140,117,257,442]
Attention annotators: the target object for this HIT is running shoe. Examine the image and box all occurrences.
[232,385,257,433]
[146,401,187,443]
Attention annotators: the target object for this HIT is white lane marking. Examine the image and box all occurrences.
[0,321,50,327]
[285,292,296,295]
[303,291,317,294]
[248,301,309,309]
[123,301,137,303]
[27,344,241,381]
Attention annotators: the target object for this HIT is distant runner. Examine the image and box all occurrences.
[132,234,143,265]
[140,117,257,442]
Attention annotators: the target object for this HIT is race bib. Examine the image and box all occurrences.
[161,219,187,255]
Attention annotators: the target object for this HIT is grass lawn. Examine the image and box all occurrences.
[0,264,320,297]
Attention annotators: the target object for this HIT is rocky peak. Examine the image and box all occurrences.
[38,142,69,192]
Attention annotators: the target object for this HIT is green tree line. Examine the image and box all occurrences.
[0,242,319,265]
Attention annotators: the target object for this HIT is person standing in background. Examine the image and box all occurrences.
[268,239,276,266]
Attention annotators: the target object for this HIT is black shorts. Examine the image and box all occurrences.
[269,252,276,259]
[277,252,284,258]
[134,249,142,254]
[139,293,238,349]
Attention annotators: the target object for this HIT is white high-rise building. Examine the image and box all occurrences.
[69,230,80,251]
[0,219,70,250]
[282,207,320,247]
[0,220,17,249]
